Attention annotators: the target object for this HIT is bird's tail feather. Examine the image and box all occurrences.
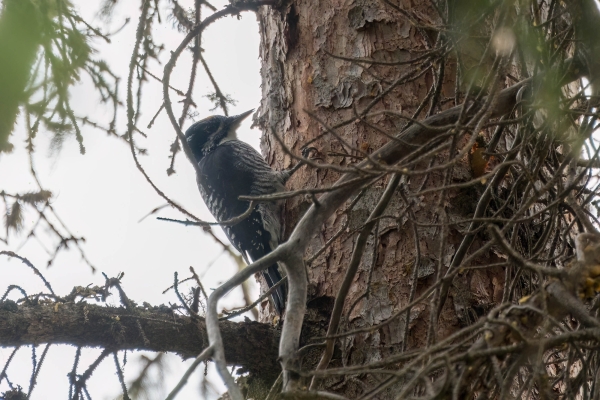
[263,264,287,315]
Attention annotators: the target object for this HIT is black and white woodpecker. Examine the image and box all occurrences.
[185,110,295,315]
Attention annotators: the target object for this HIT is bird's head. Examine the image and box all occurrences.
[185,109,253,160]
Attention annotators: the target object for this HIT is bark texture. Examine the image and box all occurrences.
[256,0,460,393]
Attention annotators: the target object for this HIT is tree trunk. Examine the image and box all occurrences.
[255,0,482,396]
[253,0,592,397]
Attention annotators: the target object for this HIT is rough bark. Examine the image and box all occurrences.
[256,0,465,395]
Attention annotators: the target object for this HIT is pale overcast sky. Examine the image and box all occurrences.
[0,0,262,398]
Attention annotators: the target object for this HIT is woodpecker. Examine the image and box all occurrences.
[185,110,289,315]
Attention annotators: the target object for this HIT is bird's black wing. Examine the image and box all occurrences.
[196,141,286,314]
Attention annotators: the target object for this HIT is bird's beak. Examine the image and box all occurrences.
[231,109,254,124]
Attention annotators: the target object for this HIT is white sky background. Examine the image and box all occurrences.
[0,0,263,398]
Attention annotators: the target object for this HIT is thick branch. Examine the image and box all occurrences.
[0,301,279,376]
